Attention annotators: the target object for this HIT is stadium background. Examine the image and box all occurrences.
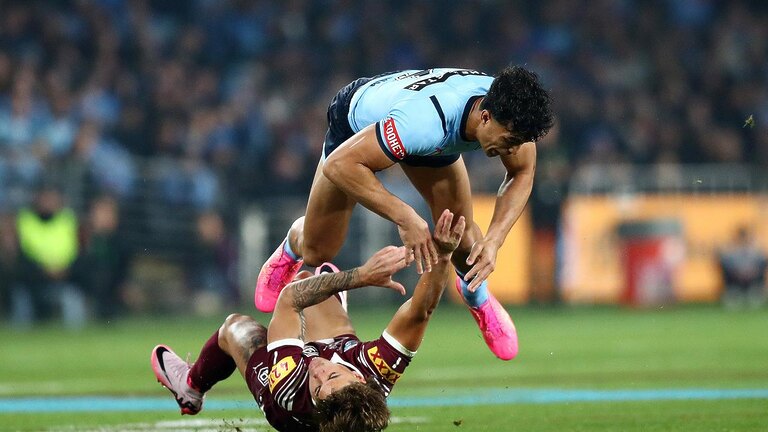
[0,1,767,431]
[2,0,767,314]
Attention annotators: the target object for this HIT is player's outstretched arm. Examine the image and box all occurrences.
[464,142,536,291]
[385,210,465,352]
[268,246,409,343]
[324,124,439,274]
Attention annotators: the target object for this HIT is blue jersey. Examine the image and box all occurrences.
[347,69,492,162]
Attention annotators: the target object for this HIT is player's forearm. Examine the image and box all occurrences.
[485,169,533,245]
[409,255,452,316]
[324,160,415,225]
[383,256,449,351]
[280,268,365,312]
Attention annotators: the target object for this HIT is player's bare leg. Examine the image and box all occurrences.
[217,313,268,377]
[150,314,266,415]
[255,157,356,312]
[401,158,518,360]
[299,159,357,266]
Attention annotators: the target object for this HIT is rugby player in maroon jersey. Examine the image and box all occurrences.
[152,209,465,431]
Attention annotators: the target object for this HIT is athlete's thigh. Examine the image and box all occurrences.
[400,157,475,225]
[302,158,357,265]
[400,157,480,266]
[301,296,355,342]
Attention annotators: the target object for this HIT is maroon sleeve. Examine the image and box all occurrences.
[350,331,416,395]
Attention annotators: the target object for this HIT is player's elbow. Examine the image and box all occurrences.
[322,156,345,183]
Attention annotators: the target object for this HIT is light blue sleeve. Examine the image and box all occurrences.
[374,98,446,161]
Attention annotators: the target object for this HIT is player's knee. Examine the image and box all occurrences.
[459,224,481,249]
[288,216,305,241]
[302,245,334,267]
[220,313,254,339]
[220,313,266,351]
[322,156,344,181]
[220,313,245,339]
[223,313,247,326]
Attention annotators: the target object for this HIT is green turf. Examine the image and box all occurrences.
[1,304,767,431]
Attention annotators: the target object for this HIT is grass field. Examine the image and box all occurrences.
[1,304,767,431]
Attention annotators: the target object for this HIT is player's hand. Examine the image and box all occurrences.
[463,237,500,292]
[397,213,439,274]
[432,209,465,256]
[359,245,410,295]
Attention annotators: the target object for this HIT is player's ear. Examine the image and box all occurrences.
[481,110,491,124]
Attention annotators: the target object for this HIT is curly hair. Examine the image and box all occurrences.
[315,379,390,432]
[480,65,554,142]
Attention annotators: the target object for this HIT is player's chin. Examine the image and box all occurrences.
[485,148,499,157]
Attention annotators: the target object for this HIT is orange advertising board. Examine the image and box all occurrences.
[560,195,768,303]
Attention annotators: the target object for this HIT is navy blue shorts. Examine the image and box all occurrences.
[323,77,459,168]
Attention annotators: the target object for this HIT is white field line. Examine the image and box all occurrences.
[48,416,430,432]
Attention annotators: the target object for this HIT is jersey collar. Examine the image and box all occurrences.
[460,95,483,142]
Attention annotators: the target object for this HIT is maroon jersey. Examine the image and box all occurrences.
[245,332,414,432]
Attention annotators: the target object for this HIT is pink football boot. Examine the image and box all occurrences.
[455,276,519,361]
[255,239,304,312]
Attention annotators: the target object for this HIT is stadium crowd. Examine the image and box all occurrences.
[0,0,766,323]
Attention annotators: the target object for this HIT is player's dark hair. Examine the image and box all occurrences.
[316,379,389,432]
[481,65,554,142]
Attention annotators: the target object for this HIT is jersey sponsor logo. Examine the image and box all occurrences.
[367,346,402,384]
[257,367,270,387]
[404,69,487,91]
[343,340,359,352]
[382,118,406,159]
[302,345,319,357]
[269,356,298,392]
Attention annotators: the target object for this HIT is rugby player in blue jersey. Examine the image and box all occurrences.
[255,66,553,360]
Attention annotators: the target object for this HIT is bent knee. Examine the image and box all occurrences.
[302,246,336,267]
[222,313,250,330]
[220,314,266,348]
[461,223,481,245]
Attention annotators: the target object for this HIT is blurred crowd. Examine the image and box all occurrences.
[0,0,766,323]
[0,184,239,327]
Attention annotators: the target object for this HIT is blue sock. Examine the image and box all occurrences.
[455,269,489,308]
[282,237,300,260]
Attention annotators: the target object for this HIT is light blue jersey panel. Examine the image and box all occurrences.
[347,69,493,161]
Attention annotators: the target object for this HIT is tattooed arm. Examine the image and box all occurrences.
[288,268,363,312]
[267,246,409,344]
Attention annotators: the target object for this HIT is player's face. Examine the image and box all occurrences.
[308,357,366,402]
[476,111,525,157]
